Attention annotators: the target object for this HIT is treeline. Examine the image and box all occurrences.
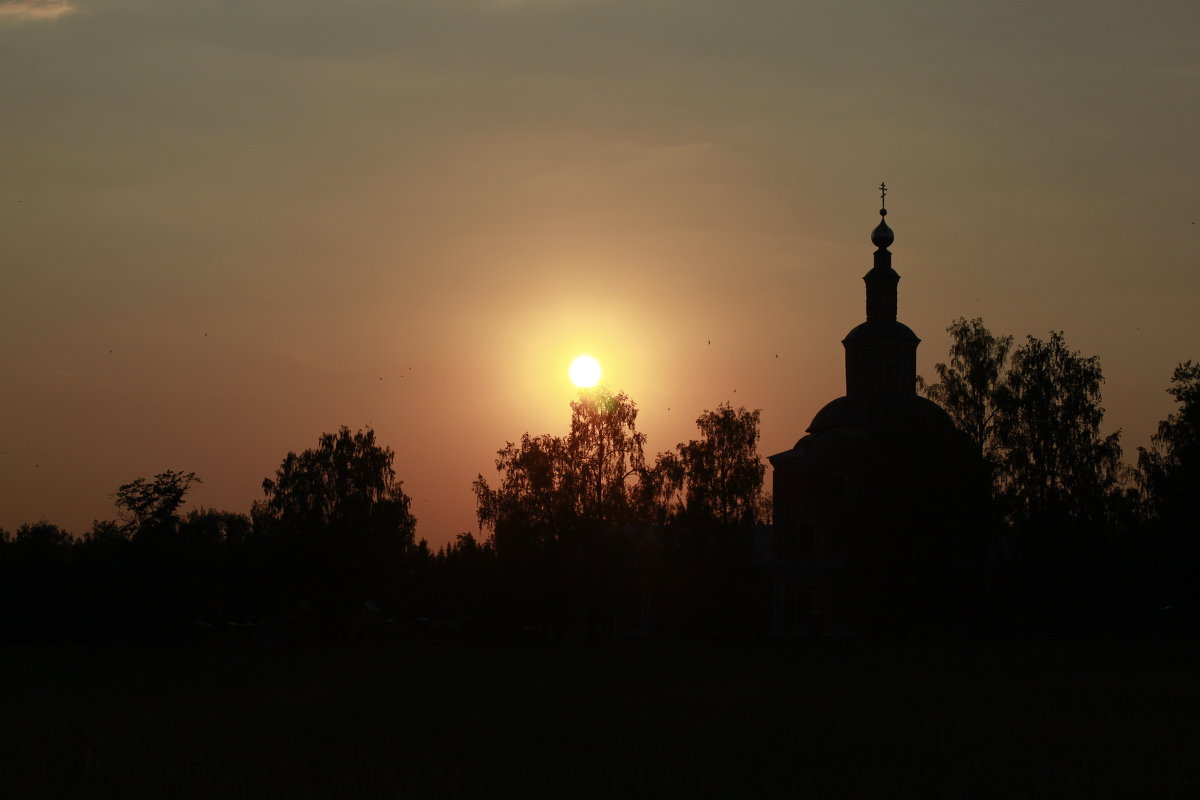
[1,318,1197,642]
[469,396,768,636]
[0,429,430,643]
[921,320,1199,632]
[0,401,770,643]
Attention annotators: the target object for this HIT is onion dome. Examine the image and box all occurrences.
[871,208,894,250]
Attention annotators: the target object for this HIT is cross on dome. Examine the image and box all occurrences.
[871,182,894,249]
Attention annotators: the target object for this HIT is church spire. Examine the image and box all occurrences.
[841,184,919,397]
[864,182,898,322]
[871,182,894,250]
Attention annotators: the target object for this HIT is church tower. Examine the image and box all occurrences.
[767,187,986,636]
[843,187,919,397]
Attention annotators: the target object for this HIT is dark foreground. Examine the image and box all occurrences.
[3,636,1198,799]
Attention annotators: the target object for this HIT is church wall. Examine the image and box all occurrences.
[845,340,917,395]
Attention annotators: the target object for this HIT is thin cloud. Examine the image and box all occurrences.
[0,0,76,21]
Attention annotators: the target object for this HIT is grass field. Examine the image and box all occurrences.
[2,636,1198,798]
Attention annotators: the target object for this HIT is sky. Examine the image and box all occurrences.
[3,0,1198,547]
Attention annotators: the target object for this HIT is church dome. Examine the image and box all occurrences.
[806,392,957,437]
[842,319,919,345]
[871,209,894,249]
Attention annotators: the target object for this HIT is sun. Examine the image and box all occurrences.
[568,354,602,388]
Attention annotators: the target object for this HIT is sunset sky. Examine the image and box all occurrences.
[3,0,1198,546]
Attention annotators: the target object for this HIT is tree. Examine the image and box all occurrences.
[565,389,647,524]
[257,427,415,543]
[924,323,1124,529]
[12,520,72,549]
[473,390,649,633]
[474,433,571,557]
[180,508,252,547]
[113,470,202,538]
[644,404,768,526]
[71,519,135,640]
[3,521,73,639]
[110,472,211,638]
[1138,361,1200,523]
[474,389,648,542]
[995,331,1123,528]
[433,532,499,627]
[643,405,768,633]
[255,426,418,613]
[677,404,767,527]
[921,317,1013,462]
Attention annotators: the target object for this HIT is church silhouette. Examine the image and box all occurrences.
[768,188,989,635]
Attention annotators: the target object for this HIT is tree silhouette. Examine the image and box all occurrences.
[71,519,135,640]
[109,471,207,639]
[643,404,769,633]
[673,403,767,527]
[566,389,648,524]
[1138,361,1200,525]
[474,390,648,634]
[475,389,648,540]
[921,317,1013,462]
[433,532,499,629]
[2,521,73,640]
[257,428,413,538]
[255,426,418,617]
[995,331,1123,529]
[474,433,571,555]
[924,323,1123,532]
[113,470,201,539]
[921,323,1132,628]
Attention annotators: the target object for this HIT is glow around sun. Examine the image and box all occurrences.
[568,354,602,388]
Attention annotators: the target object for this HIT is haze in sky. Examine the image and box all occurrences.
[3,0,1198,546]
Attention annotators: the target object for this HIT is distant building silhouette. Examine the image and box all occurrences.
[768,192,987,635]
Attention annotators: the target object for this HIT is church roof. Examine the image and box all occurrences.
[768,393,961,467]
[806,393,955,437]
[770,185,960,465]
[842,319,920,345]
